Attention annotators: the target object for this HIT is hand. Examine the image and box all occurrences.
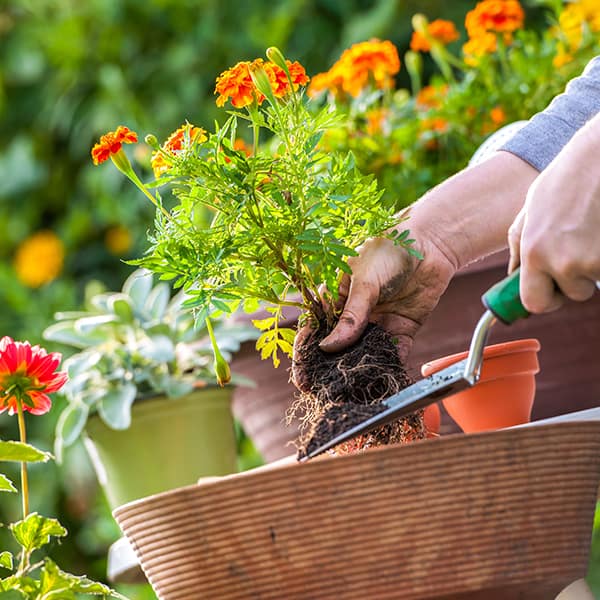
[508,123,600,313]
[315,226,457,362]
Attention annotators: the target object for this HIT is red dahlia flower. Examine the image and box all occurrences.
[0,336,67,416]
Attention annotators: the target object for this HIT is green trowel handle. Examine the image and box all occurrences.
[482,267,530,325]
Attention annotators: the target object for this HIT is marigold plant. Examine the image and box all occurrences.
[93,48,417,367]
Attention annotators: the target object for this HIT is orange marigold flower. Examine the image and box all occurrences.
[14,230,64,288]
[490,105,506,125]
[151,123,207,177]
[215,58,309,107]
[465,0,525,37]
[416,84,449,109]
[420,116,449,134]
[462,31,498,66]
[0,336,67,416]
[365,107,390,136]
[410,19,460,52]
[335,39,401,97]
[91,126,138,165]
[307,69,345,98]
[215,60,257,108]
[264,60,309,96]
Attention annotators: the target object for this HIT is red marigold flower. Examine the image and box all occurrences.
[465,0,525,38]
[91,126,138,165]
[410,19,460,52]
[0,337,67,416]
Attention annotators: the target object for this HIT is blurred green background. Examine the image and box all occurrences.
[1,1,599,598]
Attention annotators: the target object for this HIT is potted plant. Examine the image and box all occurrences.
[91,47,430,457]
[43,268,255,509]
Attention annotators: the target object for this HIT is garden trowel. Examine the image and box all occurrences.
[302,267,531,460]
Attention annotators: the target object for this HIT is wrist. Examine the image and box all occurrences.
[400,152,538,271]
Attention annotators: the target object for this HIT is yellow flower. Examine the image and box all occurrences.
[105,225,132,255]
[14,231,64,288]
[559,4,587,49]
[462,31,498,66]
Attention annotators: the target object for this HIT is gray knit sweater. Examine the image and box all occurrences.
[500,56,600,171]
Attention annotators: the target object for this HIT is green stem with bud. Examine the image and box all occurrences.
[205,317,231,387]
[110,150,171,219]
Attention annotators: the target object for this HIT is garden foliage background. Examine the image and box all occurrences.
[1,0,600,597]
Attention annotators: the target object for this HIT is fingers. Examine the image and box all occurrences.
[319,277,379,352]
[519,262,564,313]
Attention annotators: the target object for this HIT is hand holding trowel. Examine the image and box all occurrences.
[301,266,530,460]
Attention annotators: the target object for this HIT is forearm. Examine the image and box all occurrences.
[402,151,538,271]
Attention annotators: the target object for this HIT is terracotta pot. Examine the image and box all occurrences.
[423,403,441,437]
[421,339,540,433]
[114,421,600,599]
[407,250,600,435]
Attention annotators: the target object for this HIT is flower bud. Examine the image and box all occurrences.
[266,47,287,71]
[214,353,231,387]
[412,13,429,35]
[145,134,159,149]
[249,64,277,105]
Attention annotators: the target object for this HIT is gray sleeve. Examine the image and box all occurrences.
[500,56,600,171]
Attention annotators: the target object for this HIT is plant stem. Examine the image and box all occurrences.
[125,171,171,219]
[16,399,29,520]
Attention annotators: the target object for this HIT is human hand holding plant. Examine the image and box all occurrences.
[92,46,425,456]
[0,336,124,598]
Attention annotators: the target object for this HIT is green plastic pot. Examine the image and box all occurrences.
[84,386,237,510]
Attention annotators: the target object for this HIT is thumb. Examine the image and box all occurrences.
[507,207,526,273]
[319,279,378,352]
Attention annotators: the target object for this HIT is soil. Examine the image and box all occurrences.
[291,320,426,459]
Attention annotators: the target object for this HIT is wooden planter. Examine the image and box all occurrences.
[114,421,600,599]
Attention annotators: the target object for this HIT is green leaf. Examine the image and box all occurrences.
[122,269,154,309]
[56,403,89,450]
[10,513,66,552]
[0,474,17,493]
[145,282,170,319]
[63,351,101,378]
[97,382,136,430]
[38,558,114,596]
[0,552,12,570]
[0,588,23,599]
[42,321,105,349]
[138,335,175,362]
[0,440,52,463]
[108,293,135,322]
[74,314,119,333]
